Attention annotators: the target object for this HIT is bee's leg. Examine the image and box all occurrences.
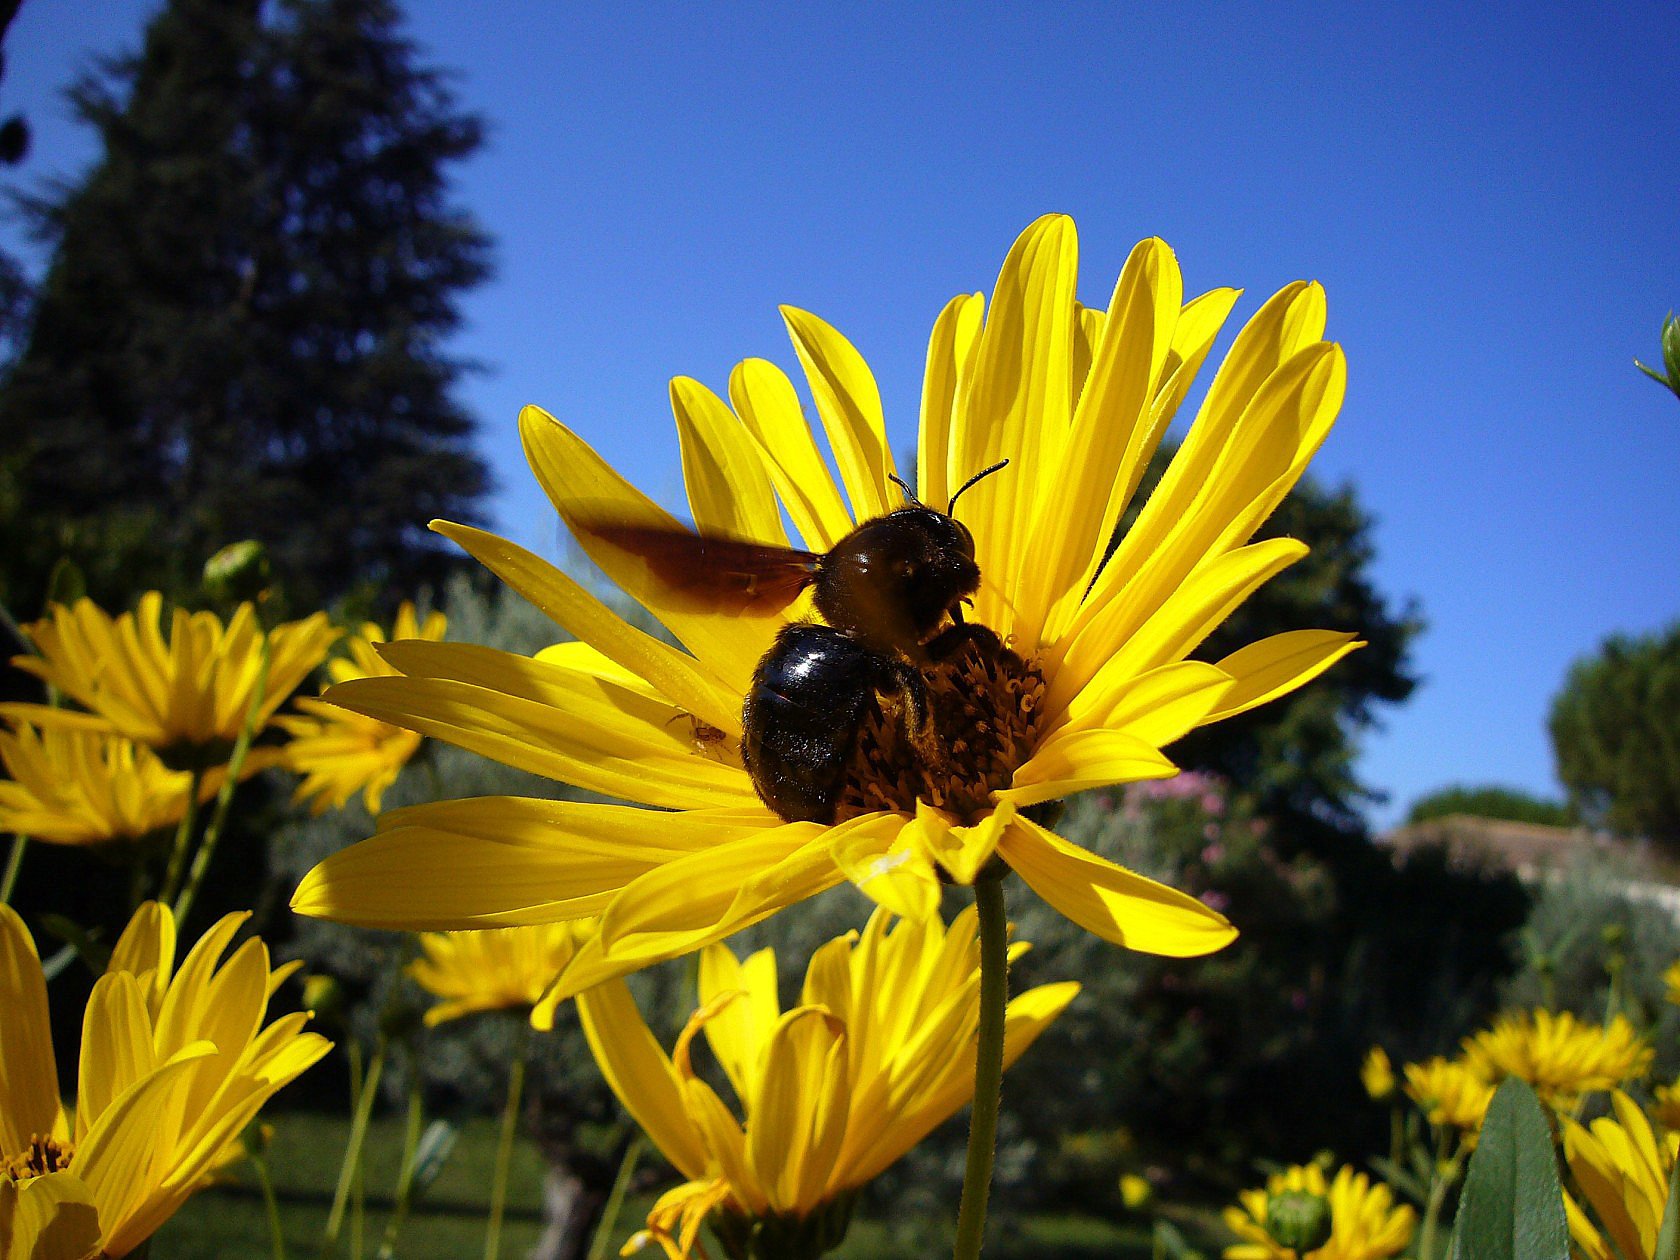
[877,658,945,769]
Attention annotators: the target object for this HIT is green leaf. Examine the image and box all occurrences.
[1449,1079,1569,1260]
[1654,1152,1680,1260]
[40,913,110,976]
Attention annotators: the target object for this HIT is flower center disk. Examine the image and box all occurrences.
[5,1134,75,1182]
[833,630,1044,825]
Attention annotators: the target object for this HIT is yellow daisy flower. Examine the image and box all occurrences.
[1222,1163,1415,1260]
[1651,1075,1680,1131]
[4,593,338,770]
[409,920,591,1026]
[1563,1091,1680,1260]
[1401,1056,1496,1137]
[277,603,448,815]
[0,901,330,1258]
[1360,1047,1395,1102]
[292,215,1355,1004]
[1460,1009,1652,1112]
[578,907,1077,1259]
[1663,959,1680,1008]
[0,724,224,848]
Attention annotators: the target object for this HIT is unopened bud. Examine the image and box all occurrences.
[302,973,346,1027]
[203,541,272,605]
[1266,1190,1332,1252]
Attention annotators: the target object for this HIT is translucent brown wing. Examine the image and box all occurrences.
[578,521,821,612]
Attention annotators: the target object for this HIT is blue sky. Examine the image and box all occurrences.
[5,1,1678,827]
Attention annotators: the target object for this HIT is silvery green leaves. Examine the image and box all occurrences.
[1449,1079,1566,1260]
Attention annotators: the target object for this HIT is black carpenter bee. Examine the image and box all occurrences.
[579,461,1008,824]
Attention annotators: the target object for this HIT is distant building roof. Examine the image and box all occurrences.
[1381,814,1655,881]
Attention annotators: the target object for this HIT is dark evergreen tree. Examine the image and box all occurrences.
[1550,621,1680,847]
[0,0,490,617]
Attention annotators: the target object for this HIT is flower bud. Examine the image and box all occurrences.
[301,973,346,1028]
[203,541,272,605]
[1266,1189,1333,1253]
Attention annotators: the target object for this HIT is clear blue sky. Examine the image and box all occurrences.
[6,1,1678,827]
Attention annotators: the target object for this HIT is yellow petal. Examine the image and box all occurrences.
[7,1171,103,1260]
[998,817,1236,956]
[1056,660,1234,746]
[950,214,1079,631]
[918,292,984,511]
[698,946,780,1106]
[0,904,65,1153]
[829,813,940,921]
[519,405,777,693]
[105,901,177,1015]
[431,520,738,733]
[75,973,158,1144]
[73,1043,216,1249]
[1015,237,1180,646]
[669,376,787,545]
[780,307,897,523]
[1206,631,1364,723]
[747,1007,848,1214]
[539,828,844,1010]
[727,358,854,551]
[576,979,711,1182]
[902,799,1014,886]
[998,730,1178,808]
[326,669,755,811]
[292,799,775,930]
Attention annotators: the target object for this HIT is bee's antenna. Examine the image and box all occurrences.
[947,459,1010,515]
[888,472,920,505]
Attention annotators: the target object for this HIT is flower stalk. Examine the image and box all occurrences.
[173,635,271,923]
[953,868,1009,1260]
[586,1133,644,1260]
[0,832,26,904]
[484,1016,532,1260]
[158,765,206,906]
[322,1035,387,1259]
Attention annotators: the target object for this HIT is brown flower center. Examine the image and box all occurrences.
[5,1133,75,1182]
[833,629,1045,825]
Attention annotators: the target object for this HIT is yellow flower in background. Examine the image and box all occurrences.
[0,724,223,847]
[294,214,1356,999]
[1663,959,1680,1008]
[1360,1047,1395,1102]
[409,919,592,1026]
[1461,1009,1651,1112]
[1402,1057,1495,1137]
[4,594,337,769]
[0,901,330,1258]
[579,907,1077,1258]
[1563,1091,1679,1260]
[278,603,447,815]
[1652,1075,1680,1131]
[1222,1163,1415,1260]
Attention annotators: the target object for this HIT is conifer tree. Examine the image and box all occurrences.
[0,0,491,616]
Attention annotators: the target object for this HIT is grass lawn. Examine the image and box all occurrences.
[152,1112,1158,1259]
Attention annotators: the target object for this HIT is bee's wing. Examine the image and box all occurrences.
[578,521,821,612]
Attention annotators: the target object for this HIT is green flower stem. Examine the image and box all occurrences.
[0,833,27,905]
[586,1133,645,1260]
[375,1059,427,1260]
[323,1037,386,1259]
[252,1150,288,1260]
[484,1018,532,1260]
[952,869,1009,1260]
[158,766,206,907]
[1655,1150,1680,1260]
[172,636,270,924]
[1416,1129,1461,1260]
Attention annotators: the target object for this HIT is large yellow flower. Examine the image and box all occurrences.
[578,907,1077,1259]
[0,901,330,1258]
[293,215,1355,1001]
[4,593,338,770]
[278,603,447,815]
[1460,1009,1651,1112]
[409,920,591,1026]
[0,724,222,848]
[1222,1164,1415,1260]
[1563,1091,1680,1260]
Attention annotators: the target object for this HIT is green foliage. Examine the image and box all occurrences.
[1549,621,1680,847]
[0,0,491,619]
[1448,1079,1568,1260]
[1405,784,1574,828]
